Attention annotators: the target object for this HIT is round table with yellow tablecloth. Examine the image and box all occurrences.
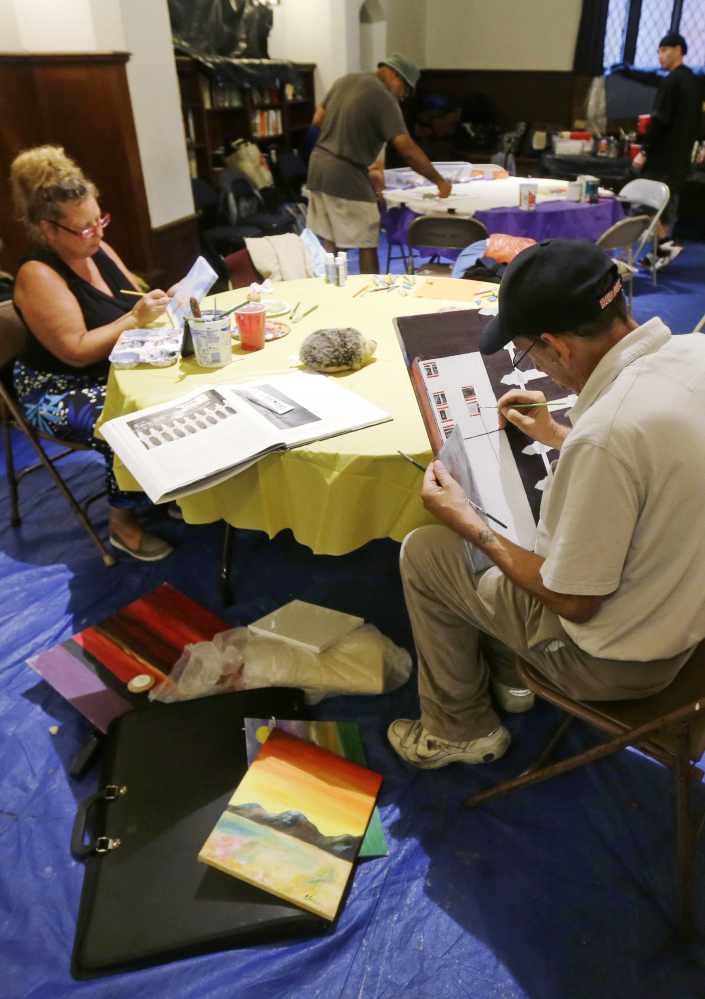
[96,275,485,555]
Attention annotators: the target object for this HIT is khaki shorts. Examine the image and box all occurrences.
[306,191,380,249]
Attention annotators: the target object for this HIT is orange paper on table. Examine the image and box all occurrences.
[411,278,496,303]
[199,728,383,920]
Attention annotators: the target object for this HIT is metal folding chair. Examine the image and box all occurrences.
[0,301,115,566]
[406,216,490,276]
[618,178,670,287]
[465,642,705,941]
[596,215,651,316]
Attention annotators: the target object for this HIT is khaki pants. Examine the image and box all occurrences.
[401,526,694,741]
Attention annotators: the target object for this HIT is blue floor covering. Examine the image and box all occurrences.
[2,239,705,998]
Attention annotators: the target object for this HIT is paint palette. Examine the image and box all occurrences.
[233,320,290,342]
[261,299,292,317]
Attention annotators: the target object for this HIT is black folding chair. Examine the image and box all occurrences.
[0,301,115,566]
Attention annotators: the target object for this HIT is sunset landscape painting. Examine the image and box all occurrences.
[198,728,383,919]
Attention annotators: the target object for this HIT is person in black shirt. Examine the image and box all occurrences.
[632,33,701,241]
[11,146,175,561]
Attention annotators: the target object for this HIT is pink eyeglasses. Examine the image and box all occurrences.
[50,213,111,240]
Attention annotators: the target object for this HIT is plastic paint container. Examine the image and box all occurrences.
[188,311,233,367]
[235,302,267,351]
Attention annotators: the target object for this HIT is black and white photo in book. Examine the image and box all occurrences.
[128,389,238,450]
[231,384,320,431]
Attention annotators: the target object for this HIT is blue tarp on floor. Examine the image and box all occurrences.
[3,242,705,997]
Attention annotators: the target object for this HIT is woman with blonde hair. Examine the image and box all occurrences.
[11,145,173,561]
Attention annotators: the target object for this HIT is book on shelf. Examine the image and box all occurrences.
[99,370,392,504]
[187,148,198,179]
[198,73,212,108]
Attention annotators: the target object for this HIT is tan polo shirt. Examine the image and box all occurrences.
[536,318,705,660]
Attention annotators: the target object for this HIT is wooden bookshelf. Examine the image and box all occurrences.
[176,57,315,183]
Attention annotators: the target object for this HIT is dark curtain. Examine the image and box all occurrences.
[573,0,611,75]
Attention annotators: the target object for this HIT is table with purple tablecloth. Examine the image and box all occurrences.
[380,198,626,259]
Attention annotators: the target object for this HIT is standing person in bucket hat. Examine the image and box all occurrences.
[388,238,705,769]
[306,53,451,274]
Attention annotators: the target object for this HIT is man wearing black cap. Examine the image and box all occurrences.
[389,238,705,769]
[630,34,700,247]
[306,54,451,273]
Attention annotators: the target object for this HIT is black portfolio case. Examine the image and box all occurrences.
[71,688,323,978]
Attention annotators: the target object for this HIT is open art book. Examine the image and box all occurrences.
[100,370,392,504]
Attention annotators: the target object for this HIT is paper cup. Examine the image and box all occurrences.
[188,311,232,368]
[236,303,267,351]
[519,183,538,211]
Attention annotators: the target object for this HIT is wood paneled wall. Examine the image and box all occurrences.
[416,69,593,131]
[0,52,198,287]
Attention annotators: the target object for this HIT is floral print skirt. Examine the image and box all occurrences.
[13,362,142,508]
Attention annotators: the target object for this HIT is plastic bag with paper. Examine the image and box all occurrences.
[149,624,412,705]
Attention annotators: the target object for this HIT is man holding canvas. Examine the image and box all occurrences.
[389,238,705,768]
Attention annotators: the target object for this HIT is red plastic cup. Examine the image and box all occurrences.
[629,144,642,160]
[638,114,651,134]
[235,303,267,351]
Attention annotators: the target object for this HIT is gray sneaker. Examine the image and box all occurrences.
[492,680,535,713]
[109,531,174,562]
[388,718,510,769]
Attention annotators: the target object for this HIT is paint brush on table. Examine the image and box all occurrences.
[398,451,508,528]
[292,304,318,323]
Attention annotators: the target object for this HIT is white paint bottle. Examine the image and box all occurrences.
[335,252,348,286]
[325,253,336,283]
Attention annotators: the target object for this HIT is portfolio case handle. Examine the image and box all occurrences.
[71,785,127,858]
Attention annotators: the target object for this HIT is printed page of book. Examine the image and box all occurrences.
[420,353,537,550]
[226,370,392,449]
[101,385,284,504]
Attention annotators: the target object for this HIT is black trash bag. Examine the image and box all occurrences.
[168,0,301,89]
[169,0,272,58]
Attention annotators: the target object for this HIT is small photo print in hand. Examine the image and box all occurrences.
[128,389,237,450]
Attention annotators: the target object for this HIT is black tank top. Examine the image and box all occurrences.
[14,245,135,379]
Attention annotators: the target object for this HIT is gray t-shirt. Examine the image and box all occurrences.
[307,72,408,203]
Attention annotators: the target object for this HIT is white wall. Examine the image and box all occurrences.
[424,0,583,71]
[118,0,193,229]
[268,0,345,99]
[0,0,193,230]
[14,0,97,50]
